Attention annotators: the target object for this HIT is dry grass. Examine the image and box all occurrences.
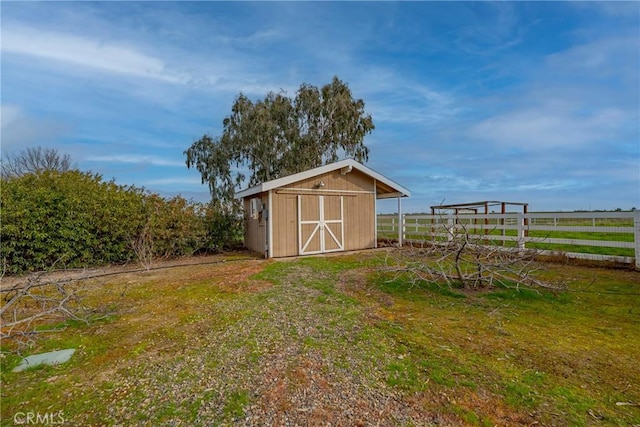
[1,252,639,426]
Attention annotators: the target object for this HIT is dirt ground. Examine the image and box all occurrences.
[2,251,639,426]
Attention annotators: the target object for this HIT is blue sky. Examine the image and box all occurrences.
[2,1,638,213]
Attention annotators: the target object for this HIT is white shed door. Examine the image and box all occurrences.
[298,195,344,255]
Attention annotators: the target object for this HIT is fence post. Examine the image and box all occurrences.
[397,197,403,247]
[634,210,640,270]
[431,208,436,242]
[517,213,526,250]
[447,213,454,242]
[500,203,506,246]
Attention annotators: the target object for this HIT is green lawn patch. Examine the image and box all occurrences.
[2,254,638,426]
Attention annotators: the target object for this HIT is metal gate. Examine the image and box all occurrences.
[298,195,344,255]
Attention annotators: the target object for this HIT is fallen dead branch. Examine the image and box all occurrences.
[1,268,108,351]
[0,255,256,351]
[383,220,565,292]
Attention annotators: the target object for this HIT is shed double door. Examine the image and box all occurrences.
[297,195,344,255]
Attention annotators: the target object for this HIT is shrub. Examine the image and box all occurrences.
[1,171,145,273]
[0,171,242,275]
[202,200,244,251]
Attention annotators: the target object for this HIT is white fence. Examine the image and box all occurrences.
[378,211,640,269]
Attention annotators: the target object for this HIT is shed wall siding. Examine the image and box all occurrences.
[243,193,268,255]
[280,169,374,193]
[244,169,381,257]
[272,193,298,257]
[344,193,375,250]
[267,170,376,257]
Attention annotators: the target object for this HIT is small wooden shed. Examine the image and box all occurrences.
[235,159,410,258]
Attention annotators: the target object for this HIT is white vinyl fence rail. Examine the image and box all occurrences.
[378,211,640,269]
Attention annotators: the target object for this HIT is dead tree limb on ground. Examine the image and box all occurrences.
[1,268,110,351]
[383,220,565,292]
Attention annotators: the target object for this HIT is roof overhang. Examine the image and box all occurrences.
[235,159,410,200]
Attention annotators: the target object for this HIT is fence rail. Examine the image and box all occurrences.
[378,211,640,269]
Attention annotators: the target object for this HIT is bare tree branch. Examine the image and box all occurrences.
[1,146,72,179]
[130,221,154,272]
[382,215,565,292]
[1,266,110,351]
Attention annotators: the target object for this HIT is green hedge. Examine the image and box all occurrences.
[1,171,241,275]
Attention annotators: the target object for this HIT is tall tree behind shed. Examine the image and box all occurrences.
[185,76,374,203]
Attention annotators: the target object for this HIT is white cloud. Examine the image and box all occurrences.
[422,174,483,191]
[208,78,299,97]
[452,2,526,55]
[85,154,184,167]
[361,71,461,126]
[1,22,300,99]
[0,104,68,151]
[466,31,638,152]
[216,28,284,47]
[467,108,612,149]
[570,2,640,19]
[545,34,639,83]
[512,181,584,192]
[1,24,188,84]
[143,177,204,186]
[1,105,22,128]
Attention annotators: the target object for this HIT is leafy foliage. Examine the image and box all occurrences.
[1,170,144,273]
[203,200,244,251]
[1,171,241,274]
[140,194,206,259]
[185,76,374,201]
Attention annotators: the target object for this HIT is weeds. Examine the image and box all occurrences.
[1,253,638,426]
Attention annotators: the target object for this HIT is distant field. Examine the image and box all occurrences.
[378,213,636,259]
[2,253,639,426]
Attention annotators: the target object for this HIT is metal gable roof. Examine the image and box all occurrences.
[235,159,410,199]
